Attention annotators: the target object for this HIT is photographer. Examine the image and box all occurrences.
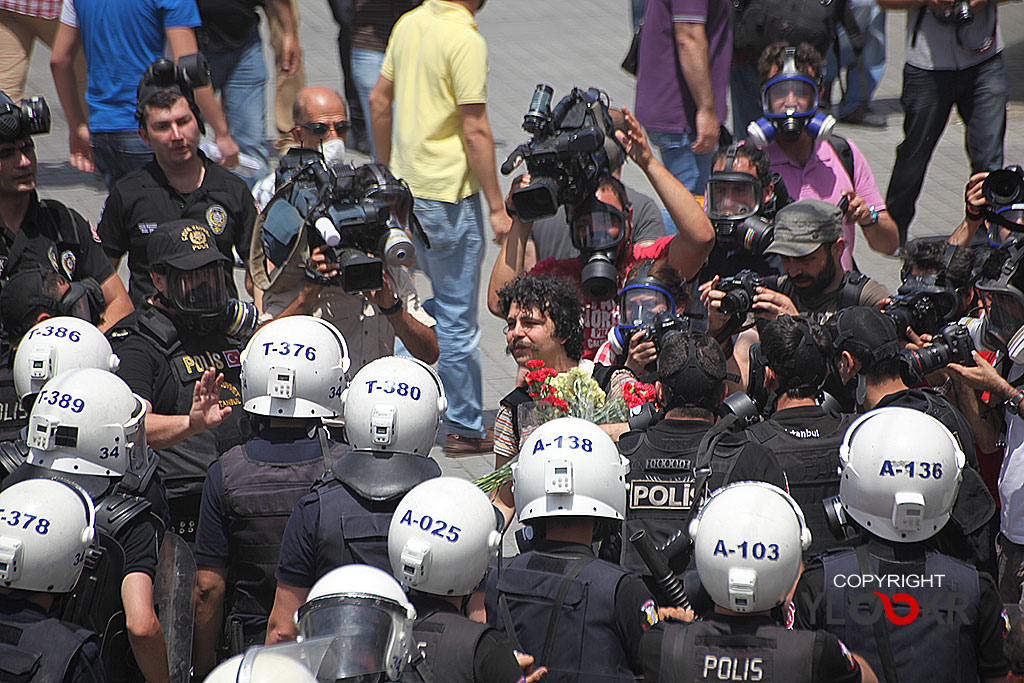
[487,107,714,360]
[952,167,1024,251]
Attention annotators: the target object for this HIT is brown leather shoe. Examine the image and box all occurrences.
[445,427,495,456]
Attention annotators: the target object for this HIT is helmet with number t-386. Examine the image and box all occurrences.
[25,368,152,479]
[690,481,811,613]
[341,356,447,454]
[0,478,96,593]
[838,406,965,543]
[240,315,350,418]
[388,476,503,596]
[13,316,120,401]
[513,416,629,523]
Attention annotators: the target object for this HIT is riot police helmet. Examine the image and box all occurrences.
[14,316,119,402]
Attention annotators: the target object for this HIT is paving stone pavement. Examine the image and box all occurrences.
[17,1,1024,537]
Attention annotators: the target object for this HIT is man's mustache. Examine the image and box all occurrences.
[506,339,534,356]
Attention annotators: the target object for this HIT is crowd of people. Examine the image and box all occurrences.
[0,0,1020,680]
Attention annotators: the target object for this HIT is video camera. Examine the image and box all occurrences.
[500,85,624,221]
[899,322,975,385]
[0,92,50,142]
[718,270,768,317]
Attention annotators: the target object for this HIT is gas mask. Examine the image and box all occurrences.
[747,49,835,148]
[0,91,50,142]
[705,145,774,254]
[977,246,1024,362]
[612,259,677,351]
[986,204,1024,248]
[157,264,257,338]
[569,193,630,301]
[135,55,210,134]
[0,269,104,340]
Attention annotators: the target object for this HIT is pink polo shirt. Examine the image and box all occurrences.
[767,139,885,271]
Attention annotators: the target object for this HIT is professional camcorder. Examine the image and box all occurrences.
[718,270,767,317]
[500,84,624,221]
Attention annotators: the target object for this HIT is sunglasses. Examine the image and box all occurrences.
[300,120,352,137]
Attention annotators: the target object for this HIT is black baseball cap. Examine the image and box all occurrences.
[831,306,900,367]
[147,219,229,271]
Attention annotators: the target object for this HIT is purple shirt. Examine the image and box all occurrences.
[767,139,886,271]
[634,0,731,135]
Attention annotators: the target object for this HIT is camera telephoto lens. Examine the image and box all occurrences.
[983,168,1024,207]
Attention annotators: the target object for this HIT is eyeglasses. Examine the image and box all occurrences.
[299,120,352,137]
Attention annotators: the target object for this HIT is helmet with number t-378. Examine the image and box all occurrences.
[513,416,629,523]
[341,355,447,454]
[839,406,965,543]
[389,476,503,596]
[25,368,153,479]
[690,481,812,613]
[240,315,350,418]
[0,477,96,593]
[14,316,120,401]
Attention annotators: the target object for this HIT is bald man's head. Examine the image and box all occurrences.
[292,87,350,148]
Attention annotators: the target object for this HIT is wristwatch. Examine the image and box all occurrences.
[378,298,403,316]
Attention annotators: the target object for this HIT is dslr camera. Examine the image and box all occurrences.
[882,288,958,338]
[935,0,973,24]
[899,322,975,385]
[718,270,767,317]
[0,92,50,142]
[500,85,623,221]
[983,165,1024,208]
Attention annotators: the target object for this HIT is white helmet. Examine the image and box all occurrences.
[241,315,350,419]
[341,356,447,454]
[25,368,151,479]
[838,407,965,543]
[14,317,119,400]
[389,477,503,596]
[512,417,629,523]
[296,564,416,681]
[0,478,96,593]
[690,482,811,613]
[203,650,317,683]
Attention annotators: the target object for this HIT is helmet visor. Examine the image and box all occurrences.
[570,201,627,251]
[295,595,407,679]
[987,205,1024,247]
[167,264,228,314]
[762,76,818,118]
[125,396,151,478]
[619,284,674,327]
[705,173,761,221]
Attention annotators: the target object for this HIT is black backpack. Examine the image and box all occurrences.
[732,0,864,63]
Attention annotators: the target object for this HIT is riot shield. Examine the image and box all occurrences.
[153,532,197,683]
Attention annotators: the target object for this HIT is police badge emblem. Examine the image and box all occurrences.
[61,250,77,278]
[180,223,212,251]
[206,205,228,235]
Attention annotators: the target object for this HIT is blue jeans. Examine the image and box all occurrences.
[646,129,712,235]
[91,131,153,190]
[885,54,1008,243]
[350,47,384,159]
[730,61,763,142]
[411,194,485,438]
[825,0,886,117]
[208,26,270,187]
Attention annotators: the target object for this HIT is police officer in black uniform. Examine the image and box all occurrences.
[193,315,351,677]
[614,331,787,582]
[793,408,1009,682]
[485,417,659,683]
[641,481,870,683]
[0,478,106,683]
[98,60,255,309]
[266,355,445,644]
[389,477,544,683]
[3,368,168,683]
[108,218,251,542]
[745,315,856,556]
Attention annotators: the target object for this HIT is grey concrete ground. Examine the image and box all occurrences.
[17,0,1024,509]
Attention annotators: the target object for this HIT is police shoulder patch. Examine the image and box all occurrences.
[206,205,228,235]
[837,638,856,672]
[640,599,659,631]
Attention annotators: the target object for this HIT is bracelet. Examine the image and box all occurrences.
[378,298,403,316]
[860,205,879,227]
[1005,388,1024,417]
[965,203,984,221]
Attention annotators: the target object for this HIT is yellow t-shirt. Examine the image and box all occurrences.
[381,0,487,203]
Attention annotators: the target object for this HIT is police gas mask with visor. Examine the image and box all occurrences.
[569,192,631,301]
[976,244,1024,362]
[705,145,774,255]
[0,268,105,341]
[135,55,210,134]
[0,90,50,142]
[747,48,835,148]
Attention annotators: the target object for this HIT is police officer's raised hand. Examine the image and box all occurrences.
[188,368,231,433]
[514,651,548,682]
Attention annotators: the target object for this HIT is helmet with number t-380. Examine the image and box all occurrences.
[25,368,152,479]
[341,356,447,454]
[838,406,965,543]
[240,315,350,418]
[0,478,96,593]
[13,316,120,401]
[388,476,503,596]
[690,481,811,613]
[513,416,629,523]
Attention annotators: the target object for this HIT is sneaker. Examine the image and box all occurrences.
[840,105,887,128]
[445,427,495,456]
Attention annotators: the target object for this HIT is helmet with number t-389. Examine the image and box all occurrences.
[25,368,152,479]
[341,356,447,454]
[839,406,965,543]
[14,316,119,401]
[240,315,350,418]
[0,477,96,593]
[690,481,811,613]
[388,476,503,596]
[513,416,629,523]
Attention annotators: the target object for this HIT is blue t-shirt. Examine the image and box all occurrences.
[68,0,201,132]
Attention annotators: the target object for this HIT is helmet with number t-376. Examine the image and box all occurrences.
[14,316,120,401]
[240,315,350,418]
[839,406,965,543]
[690,481,811,613]
[0,477,96,593]
[513,416,629,523]
[25,368,152,479]
[341,356,447,454]
[388,476,503,596]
